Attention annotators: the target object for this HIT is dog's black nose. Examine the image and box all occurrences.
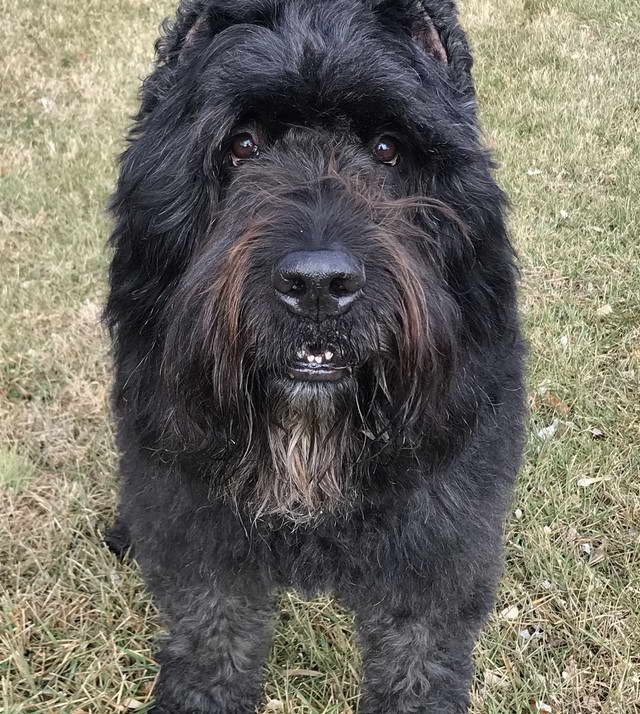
[273,250,365,320]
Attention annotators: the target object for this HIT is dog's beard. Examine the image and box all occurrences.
[214,344,428,524]
[161,297,443,523]
[260,385,356,522]
[226,376,366,524]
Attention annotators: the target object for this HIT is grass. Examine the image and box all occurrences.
[1,0,639,711]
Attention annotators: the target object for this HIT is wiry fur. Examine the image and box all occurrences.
[105,1,526,712]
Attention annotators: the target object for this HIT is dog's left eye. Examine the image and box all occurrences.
[230,133,259,165]
[372,136,399,165]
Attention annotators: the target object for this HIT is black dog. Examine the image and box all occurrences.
[105,1,525,712]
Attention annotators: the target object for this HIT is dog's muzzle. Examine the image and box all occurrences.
[273,250,363,382]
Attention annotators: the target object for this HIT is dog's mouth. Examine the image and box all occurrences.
[287,343,353,383]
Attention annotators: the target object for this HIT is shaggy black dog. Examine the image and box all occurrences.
[105,0,525,712]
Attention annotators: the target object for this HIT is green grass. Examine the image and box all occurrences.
[1,0,639,712]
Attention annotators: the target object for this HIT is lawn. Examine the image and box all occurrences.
[1,0,638,712]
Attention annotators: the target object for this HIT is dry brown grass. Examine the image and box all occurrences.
[1,0,639,712]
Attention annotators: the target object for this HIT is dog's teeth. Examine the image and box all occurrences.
[307,354,315,363]
[314,355,322,364]
[324,351,333,361]
[297,350,305,359]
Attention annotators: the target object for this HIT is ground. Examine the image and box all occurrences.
[1,0,639,712]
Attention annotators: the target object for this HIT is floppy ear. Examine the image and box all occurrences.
[177,12,213,63]
[151,3,219,68]
[163,7,218,67]
[182,14,209,48]
[411,2,448,63]
[373,0,449,63]
[375,0,475,95]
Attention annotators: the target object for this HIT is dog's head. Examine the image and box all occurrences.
[107,0,517,521]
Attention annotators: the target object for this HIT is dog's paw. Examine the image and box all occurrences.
[104,517,133,560]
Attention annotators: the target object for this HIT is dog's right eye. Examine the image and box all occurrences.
[372,136,399,165]
[230,133,259,165]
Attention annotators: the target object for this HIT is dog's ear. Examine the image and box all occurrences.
[181,14,210,53]
[152,4,221,68]
[373,1,448,63]
[411,2,448,63]
[374,0,475,95]
[176,10,215,64]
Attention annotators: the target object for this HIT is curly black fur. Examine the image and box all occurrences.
[105,1,526,712]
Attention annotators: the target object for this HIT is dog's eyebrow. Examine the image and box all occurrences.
[201,53,472,156]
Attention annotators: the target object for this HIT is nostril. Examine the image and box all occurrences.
[330,265,365,298]
[273,270,307,296]
[287,278,306,295]
[329,275,355,297]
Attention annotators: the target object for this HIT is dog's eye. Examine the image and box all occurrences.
[373,136,399,165]
[230,133,259,165]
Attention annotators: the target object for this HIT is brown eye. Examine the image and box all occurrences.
[230,132,259,165]
[373,136,399,165]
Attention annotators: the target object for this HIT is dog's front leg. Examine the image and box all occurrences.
[149,586,275,714]
[355,585,491,714]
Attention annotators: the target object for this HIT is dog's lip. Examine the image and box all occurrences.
[287,363,352,383]
[287,344,352,382]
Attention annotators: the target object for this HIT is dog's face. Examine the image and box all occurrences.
[109,0,515,520]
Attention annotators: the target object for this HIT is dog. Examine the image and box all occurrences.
[104,1,526,712]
